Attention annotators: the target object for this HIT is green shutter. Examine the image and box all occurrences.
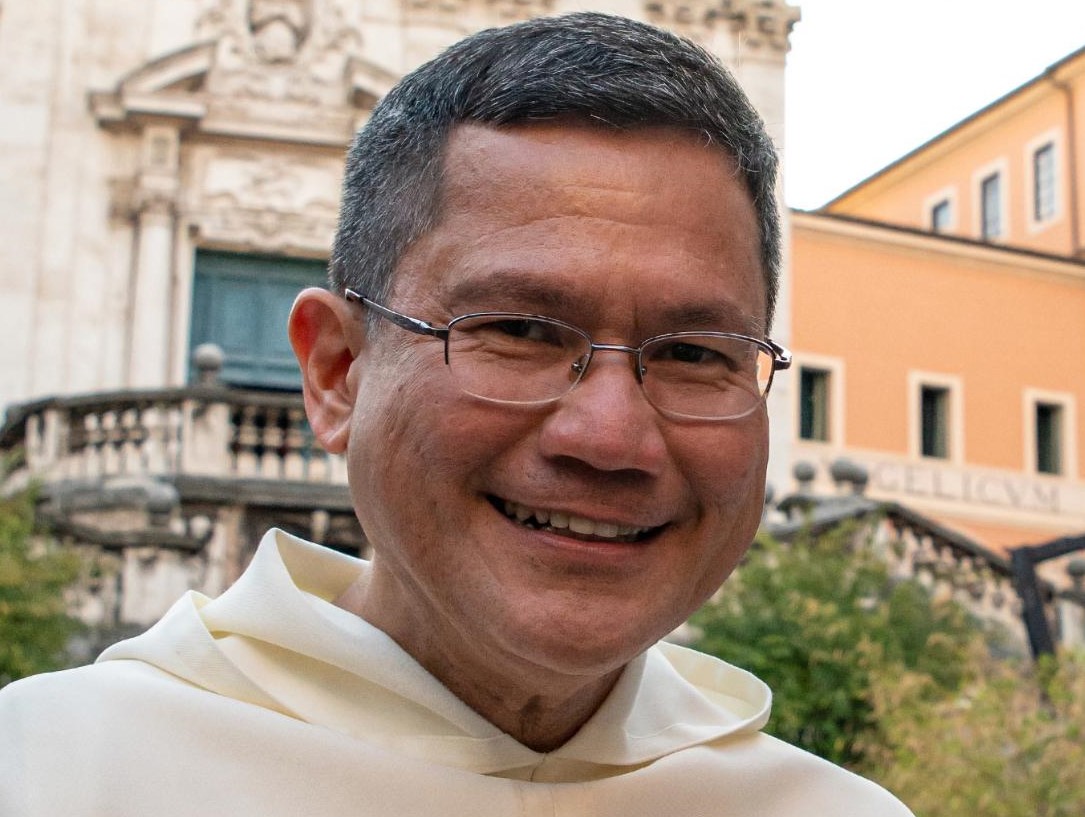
[190,251,328,390]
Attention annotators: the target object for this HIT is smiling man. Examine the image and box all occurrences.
[0,12,913,816]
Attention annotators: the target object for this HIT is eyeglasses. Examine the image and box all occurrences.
[344,289,791,422]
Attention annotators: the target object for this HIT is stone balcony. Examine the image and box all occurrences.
[0,360,364,647]
[770,460,1085,656]
[3,385,346,492]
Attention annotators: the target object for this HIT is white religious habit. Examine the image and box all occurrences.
[0,529,914,816]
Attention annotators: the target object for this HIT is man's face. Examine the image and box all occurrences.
[346,122,769,683]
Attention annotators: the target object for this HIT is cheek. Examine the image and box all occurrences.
[349,354,528,506]
[689,420,768,506]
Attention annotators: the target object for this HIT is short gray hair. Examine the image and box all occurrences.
[331,12,781,328]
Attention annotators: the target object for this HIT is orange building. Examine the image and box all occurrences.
[790,45,1085,561]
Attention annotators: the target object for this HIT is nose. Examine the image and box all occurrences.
[537,348,668,475]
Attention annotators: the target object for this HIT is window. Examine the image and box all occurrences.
[920,386,950,458]
[980,172,1002,239]
[799,367,831,441]
[1035,402,1063,475]
[1025,390,1077,477]
[1033,142,1056,222]
[930,199,951,233]
[189,251,327,389]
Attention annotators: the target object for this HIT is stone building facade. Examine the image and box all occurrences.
[0,0,799,642]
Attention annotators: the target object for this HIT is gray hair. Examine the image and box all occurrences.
[331,12,781,328]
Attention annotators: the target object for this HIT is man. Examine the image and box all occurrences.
[0,13,913,815]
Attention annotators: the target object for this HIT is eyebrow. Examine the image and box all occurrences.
[655,302,766,337]
[443,270,766,337]
[443,273,582,315]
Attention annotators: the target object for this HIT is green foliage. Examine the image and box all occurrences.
[690,523,979,767]
[860,650,1085,816]
[0,487,83,687]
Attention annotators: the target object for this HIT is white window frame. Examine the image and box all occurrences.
[972,158,1009,242]
[922,186,957,234]
[1024,130,1061,233]
[1023,388,1077,478]
[908,371,964,463]
[793,353,845,446]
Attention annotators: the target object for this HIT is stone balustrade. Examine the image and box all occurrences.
[875,510,1031,651]
[0,385,346,488]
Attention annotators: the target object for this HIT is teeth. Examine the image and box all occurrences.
[595,522,619,538]
[506,500,533,523]
[568,516,592,534]
[501,500,649,541]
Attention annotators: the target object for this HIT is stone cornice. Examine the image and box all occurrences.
[793,209,1085,285]
[644,0,800,52]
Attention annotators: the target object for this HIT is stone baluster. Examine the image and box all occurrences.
[282,407,308,480]
[25,411,46,473]
[164,402,184,473]
[141,403,165,474]
[104,409,126,476]
[81,410,104,478]
[121,405,146,474]
[45,407,69,480]
[260,407,286,478]
[233,405,262,477]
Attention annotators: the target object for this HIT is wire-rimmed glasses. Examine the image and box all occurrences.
[344,289,791,421]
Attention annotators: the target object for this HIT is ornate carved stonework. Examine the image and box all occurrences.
[249,0,313,63]
[645,0,799,52]
[194,207,337,255]
[196,0,362,107]
[189,150,340,255]
[404,0,554,29]
[725,0,800,52]
[644,0,718,42]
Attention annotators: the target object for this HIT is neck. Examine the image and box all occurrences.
[335,578,625,752]
[438,657,624,752]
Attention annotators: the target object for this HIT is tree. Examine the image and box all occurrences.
[0,486,83,687]
[690,523,979,767]
[860,650,1085,816]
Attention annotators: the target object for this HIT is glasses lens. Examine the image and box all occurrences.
[446,315,591,404]
[640,334,773,420]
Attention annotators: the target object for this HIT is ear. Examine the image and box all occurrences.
[289,288,361,455]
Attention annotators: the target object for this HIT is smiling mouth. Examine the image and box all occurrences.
[489,497,661,543]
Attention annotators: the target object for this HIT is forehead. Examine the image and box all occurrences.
[394,122,766,331]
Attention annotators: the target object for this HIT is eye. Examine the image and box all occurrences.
[483,318,564,345]
[653,340,736,369]
[664,342,725,365]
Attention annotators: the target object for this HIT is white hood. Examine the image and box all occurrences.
[100,528,772,782]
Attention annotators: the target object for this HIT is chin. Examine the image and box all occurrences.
[500,608,672,678]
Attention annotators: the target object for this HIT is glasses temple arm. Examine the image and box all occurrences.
[344,289,449,339]
[767,339,792,370]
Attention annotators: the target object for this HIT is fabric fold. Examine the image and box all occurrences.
[100,529,771,776]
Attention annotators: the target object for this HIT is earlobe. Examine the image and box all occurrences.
[289,288,360,454]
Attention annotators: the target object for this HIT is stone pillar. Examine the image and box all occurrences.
[722,0,800,501]
[127,126,180,388]
[1057,596,1085,649]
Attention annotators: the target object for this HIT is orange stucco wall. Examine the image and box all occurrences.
[826,55,1085,259]
[792,217,1085,476]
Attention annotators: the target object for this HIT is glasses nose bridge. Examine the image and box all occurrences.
[577,341,645,384]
